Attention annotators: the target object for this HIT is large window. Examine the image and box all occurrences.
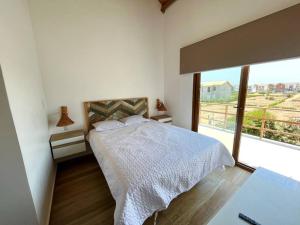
[196,58,300,180]
[239,58,300,180]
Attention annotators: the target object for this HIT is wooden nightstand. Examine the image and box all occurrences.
[150,115,172,124]
[50,129,91,163]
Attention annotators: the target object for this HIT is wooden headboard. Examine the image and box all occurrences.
[84,97,149,133]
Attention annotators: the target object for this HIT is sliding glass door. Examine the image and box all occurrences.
[198,66,243,155]
[239,58,300,180]
[195,58,300,180]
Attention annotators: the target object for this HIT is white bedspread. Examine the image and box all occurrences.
[88,120,234,225]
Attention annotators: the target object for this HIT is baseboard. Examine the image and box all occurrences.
[44,165,57,225]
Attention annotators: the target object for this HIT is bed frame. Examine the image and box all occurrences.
[83,97,149,133]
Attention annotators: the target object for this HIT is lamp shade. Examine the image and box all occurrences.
[156,99,167,112]
[56,106,74,127]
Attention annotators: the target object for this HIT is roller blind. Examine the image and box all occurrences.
[180,4,300,74]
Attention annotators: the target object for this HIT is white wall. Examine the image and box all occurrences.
[0,0,55,224]
[28,0,165,133]
[164,0,300,129]
[0,67,39,225]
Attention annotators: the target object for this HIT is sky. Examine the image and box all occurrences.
[201,58,300,86]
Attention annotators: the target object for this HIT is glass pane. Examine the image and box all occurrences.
[239,58,300,180]
[199,66,242,155]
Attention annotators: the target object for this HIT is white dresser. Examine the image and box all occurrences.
[208,168,300,225]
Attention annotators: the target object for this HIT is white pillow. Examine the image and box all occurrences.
[120,115,149,126]
[92,120,125,132]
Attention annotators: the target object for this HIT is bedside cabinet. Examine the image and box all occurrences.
[50,129,89,162]
[150,115,172,124]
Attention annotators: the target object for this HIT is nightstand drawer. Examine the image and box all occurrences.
[53,141,86,159]
[51,135,85,147]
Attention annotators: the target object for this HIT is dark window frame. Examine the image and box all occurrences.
[192,66,254,173]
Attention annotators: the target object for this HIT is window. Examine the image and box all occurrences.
[239,58,300,180]
[195,57,300,180]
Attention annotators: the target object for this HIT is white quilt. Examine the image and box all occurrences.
[88,120,235,225]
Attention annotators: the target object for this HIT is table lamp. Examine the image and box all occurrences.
[156,99,167,112]
[56,106,74,130]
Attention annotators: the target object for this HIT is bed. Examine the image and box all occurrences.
[84,97,235,225]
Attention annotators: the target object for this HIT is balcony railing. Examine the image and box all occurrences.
[199,104,300,146]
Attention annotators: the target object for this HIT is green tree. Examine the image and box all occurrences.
[242,110,299,145]
[242,109,275,137]
[277,120,300,145]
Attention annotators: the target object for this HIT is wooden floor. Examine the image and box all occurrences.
[49,155,250,225]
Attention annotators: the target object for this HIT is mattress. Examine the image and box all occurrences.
[88,120,235,225]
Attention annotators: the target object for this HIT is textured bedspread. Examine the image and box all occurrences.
[88,121,235,225]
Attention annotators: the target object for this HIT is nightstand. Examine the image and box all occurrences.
[50,129,90,162]
[150,115,172,124]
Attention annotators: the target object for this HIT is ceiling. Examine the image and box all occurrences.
[159,0,177,13]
